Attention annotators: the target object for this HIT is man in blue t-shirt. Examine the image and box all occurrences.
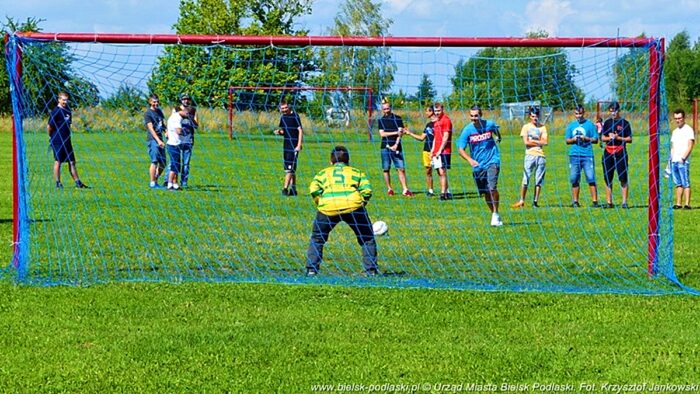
[274,101,304,196]
[47,91,89,189]
[457,106,503,226]
[565,105,599,208]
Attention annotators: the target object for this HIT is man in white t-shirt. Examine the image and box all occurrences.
[166,104,188,190]
[670,109,695,209]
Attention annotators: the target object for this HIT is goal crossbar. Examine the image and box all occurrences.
[15,33,659,48]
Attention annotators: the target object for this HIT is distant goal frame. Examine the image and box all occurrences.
[227,85,374,140]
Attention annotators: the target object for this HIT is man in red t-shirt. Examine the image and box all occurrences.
[431,102,453,200]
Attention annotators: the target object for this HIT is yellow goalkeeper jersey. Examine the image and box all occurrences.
[309,163,372,215]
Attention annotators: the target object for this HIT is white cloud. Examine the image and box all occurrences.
[523,0,574,36]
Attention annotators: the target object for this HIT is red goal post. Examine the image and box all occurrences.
[227,86,374,140]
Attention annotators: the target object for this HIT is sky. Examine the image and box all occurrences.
[2,0,700,43]
[3,0,700,102]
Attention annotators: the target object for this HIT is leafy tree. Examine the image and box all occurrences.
[100,84,146,114]
[611,48,649,111]
[2,17,99,116]
[416,74,436,107]
[609,33,653,113]
[688,40,700,107]
[312,0,395,109]
[664,31,700,111]
[148,0,314,110]
[449,31,583,111]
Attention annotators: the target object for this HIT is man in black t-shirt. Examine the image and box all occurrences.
[144,94,167,188]
[600,101,632,208]
[274,101,304,196]
[378,101,413,197]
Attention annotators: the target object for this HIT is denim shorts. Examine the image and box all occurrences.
[569,155,596,186]
[381,148,405,171]
[522,154,546,187]
[148,140,166,166]
[167,144,182,174]
[672,161,691,188]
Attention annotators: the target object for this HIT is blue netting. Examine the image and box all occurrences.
[3,34,695,295]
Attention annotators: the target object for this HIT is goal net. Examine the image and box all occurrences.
[227,86,374,139]
[3,33,691,294]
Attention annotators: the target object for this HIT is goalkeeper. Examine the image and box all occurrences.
[305,146,379,276]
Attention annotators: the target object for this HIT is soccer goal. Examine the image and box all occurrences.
[4,33,691,294]
[227,86,374,140]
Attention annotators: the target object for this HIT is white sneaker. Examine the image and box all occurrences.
[490,213,503,227]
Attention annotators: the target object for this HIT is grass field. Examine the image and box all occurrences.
[2,117,700,391]
[3,112,688,294]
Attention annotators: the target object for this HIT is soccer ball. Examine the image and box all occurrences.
[372,220,388,236]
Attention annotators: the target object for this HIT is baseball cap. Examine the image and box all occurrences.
[608,101,620,111]
[179,93,191,101]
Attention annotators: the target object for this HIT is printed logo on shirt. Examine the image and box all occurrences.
[528,127,541,140]
[469,131,494,144]
[572,126,586,138]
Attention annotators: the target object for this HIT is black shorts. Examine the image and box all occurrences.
[438,154,451,170]
[51,140,75,163]
[602,151,629,187]
[284,150,299,173]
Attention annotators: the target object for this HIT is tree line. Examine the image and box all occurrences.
[2,3,697,117]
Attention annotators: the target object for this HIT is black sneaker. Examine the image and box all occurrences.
[444,193,453,200]
[282,188,289,196]
[683,205,692,210]
[76,181,90,189]
[426,191,435,197]
[439,193,447,201]
[571,201,580,208]
[621,203,629,209]
[56,182,64,189]
[365,268,380,277]
[288,187,298,196]
[673,205,682,210]
[532,201,539,208]
[604,203,614,209]
[592,201,600,208]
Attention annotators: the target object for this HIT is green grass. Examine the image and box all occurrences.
[2,123,700,390]
[6,124,688,293]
